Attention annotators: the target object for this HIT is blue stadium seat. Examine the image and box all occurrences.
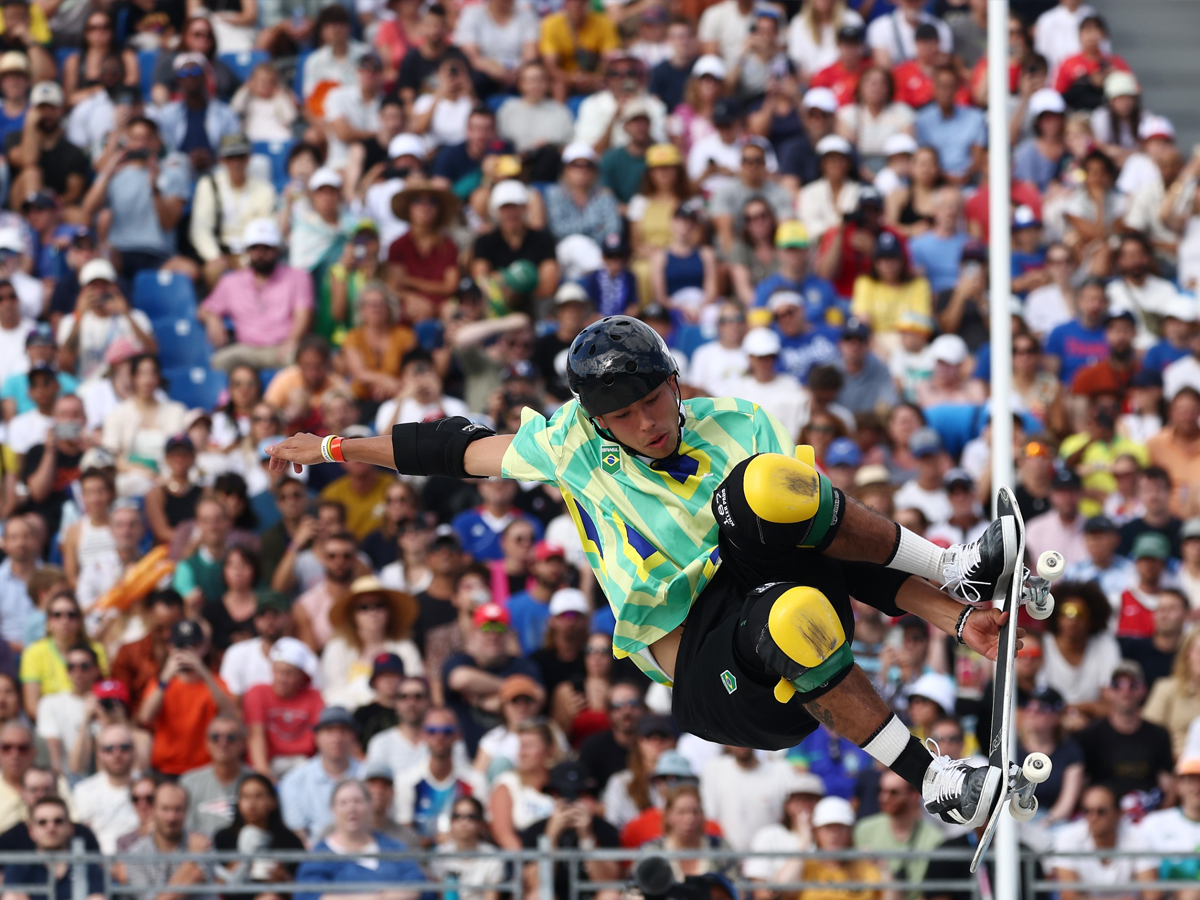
[153,317,211,369]
[566,95,585,119]
[55,48,77,77]
[138,49,159,101]
[132,270,197,320]
[218,50,269,85]
[164,366,227,410]
[251,140,297,194]
[486,93,514,114]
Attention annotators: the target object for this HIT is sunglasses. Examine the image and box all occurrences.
[101,743,133,753]
[0,743,30,753]
[507,695,537,704]
[610,699,643,710]
[34,817,67,827]
[230,379,257,388]
[1082,806,1113,816]
[1060,604,1090,619]
[742,156,766,166]
[930,733,963,744]
[208,733,241,743]
[355,603,388,613]
[398,692,428,701]
[326,551,356,560]
[585,646,609,655]
[50,609,80,619]
[66,661,93,671]
[132,794,154,805]
[744,211,771,222]
[424,725,456,736]
[451,811,482,821]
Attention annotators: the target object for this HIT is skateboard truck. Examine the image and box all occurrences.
[1008,751,1052,821]
[1020,550,1064,621]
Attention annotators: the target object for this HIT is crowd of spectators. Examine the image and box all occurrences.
[0,0,1192,897]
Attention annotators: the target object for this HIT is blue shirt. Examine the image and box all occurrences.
[909,232,969,293]
[295,834,427,900]
[450,508,543,562]
[0,559,33,647]
[582,268,638,318]
[915,103,986,177]
[544,183,623,246]
[5,861,104,900]
[786,725,874,800]
[754,273,840,326]
[1045,319,1108,384]
[0,104,25,144]
[1143,340,1190,373]
[0,372,78,415]
[278,756,365,840]
[150,98,241,155]
[776,326,842,383]
[1011,248,1046,295]
[1012,139,1063,193]
[506,590,551,655]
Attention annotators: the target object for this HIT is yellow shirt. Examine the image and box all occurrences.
[799,859,885,900]
[320,472,395,540]
[19,638,109,696]
[1058,432,1149,517]
[0,6,51,44]
[538,11,620,73]
[850,276,932,334]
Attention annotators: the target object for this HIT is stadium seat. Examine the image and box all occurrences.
[153,317,211,369]
[218,50,269,84]
[132,270,197,321]
[164,366,228,410]
[138,49,158,101]
[251,140,297,194]
[566,95,585,119]
[55,48,77,77]
[293,50,312,99]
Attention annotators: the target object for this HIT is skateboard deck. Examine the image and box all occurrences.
[971,486,1025,873]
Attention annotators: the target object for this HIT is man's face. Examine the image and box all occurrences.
[594,380,681,459]
[840,335,867,367]
[1155,593,1187,635]
[532,555,566,589]
[395,678,430,725]
[30,804,71,851]
[322,538,357,582]
[311,184,340,217]
[667,23,694,58]
[66,650,97,693]
[196,501,230,547]
[365,778,394,816]
[1050,486,1080,517]
[2,518,34,563]
[608,686,644,732]
[0,283,17,324]
[423,712,458,757]
[773,302,806,337]
[28,373,57,411]
[478,478,518,509]
[1070,286,1102,324]
[150,602,183,646]
[1106,318,1135,355]
[153,787,188,843]
[1140,475,1170,515]
[1135,555,1165,584]
[1081,789,1118,837]
[877,773,913,816]
[316,723,355,760]
[98,728,134,777]
[247,244,279,275]
[741,148,767,183]
[1106,674,1145,713]
[0,727,31,780]
[779,246,809,275]
[255,607,288,642]
[934,72,958,108]
[206,720,245,764]
[1084,530,1118,564]
[465,112,495,149]
[1118,241,1150,280]
[21,769,55,810]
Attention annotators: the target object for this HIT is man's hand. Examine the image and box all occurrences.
[203,317,228,349]
[544,801,572,845]
[961,607,1025,662]
[290,515,318,550]
[266,433,325,472]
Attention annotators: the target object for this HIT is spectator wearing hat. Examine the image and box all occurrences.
[472,178,559,299]
[529,588,592,698]
[599,100,657,206]
[1054,13,1130,97]
[1012,89,1068,194]
[916,333,984,407]
[893,427,950,526]
[797,134,862,242]
[872,133,918,202]
[545,142,622,247]
[743,770,825,884]
[1114,532,1172,639]
[521,759,622,897]
[809,25,869,108]
[617,749,706,846]
[475,671,555,775]
[530,284,591,402]
[707,136,792,254]
[244,637,324,777]
[1026,470,1089,568]
[850,229,931,344]
[5,81,87,212]
[278,706,365,844]
[836,316,897,415]
[728,328,808,438]
[217,590,294,701]
[288,166,358,273]
[0,325,68,417]
[886,311,935,402]
[1142,302,1196,378]
[149,52,239,171]
[393,707,483,845]
[200,218,315,373]
[506,542,570,655]
[178,715,252,837]
[702,745,795,852]
[189,134,277,288]
[754,221,839,326]
[0,51,28,143]
[138,616,237,777]
[385,178,461,322]
[768,289,841,385]
[890,22,947,109]
[56,257,155,383]
[792,796,887,898]
[690,299,748,398]
[320,575,422,712]
[444,602,541,756]
[1064,516,1137,612]
[928,468,988,545]
[670,53,730,162]
[323,52,383,170]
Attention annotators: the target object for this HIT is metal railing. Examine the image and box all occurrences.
[0,841,1190,900]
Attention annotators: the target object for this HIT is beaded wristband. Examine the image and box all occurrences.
[955,605,975,645]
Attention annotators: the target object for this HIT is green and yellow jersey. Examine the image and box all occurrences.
[501,396,795,684]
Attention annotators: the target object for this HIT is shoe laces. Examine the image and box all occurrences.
[923,739,968,806]
[942,539,986,604]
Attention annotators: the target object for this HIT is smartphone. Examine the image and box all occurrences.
[962,261,982,279]
[124,148,150,162]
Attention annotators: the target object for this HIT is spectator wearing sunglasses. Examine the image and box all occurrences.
[392,708,483,846]
[179,715,252,837]
[70,723,139,854]
[278,707,365,845]
[431,795,504,900]
[33,644,103,780]
[19,593,106,720]
[3,796,103,900]
[1051,783,1154,898]
[0,766,100,856]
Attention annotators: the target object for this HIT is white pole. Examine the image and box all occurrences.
[987,2,1018,900]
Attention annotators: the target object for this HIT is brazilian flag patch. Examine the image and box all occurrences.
[601,444,622,475]
[721,670,737,694]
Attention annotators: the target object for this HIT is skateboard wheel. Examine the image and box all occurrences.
[1028,593,1054,621]
[1037,551,1065,581]
[1009,795,1038,822]
[1022,752,1052,784]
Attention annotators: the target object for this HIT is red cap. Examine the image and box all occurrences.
[93,679,130,705]
[534,541,566,562]
[472,602,511,628]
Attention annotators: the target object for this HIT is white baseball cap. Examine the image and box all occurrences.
[387,133,426,160]
[812,796,856,828]
[243,218,282,249]
[908,672,957,714]
[930,333,968,366]
[562,142,598,165]
[29,81,63,107]
[0,228,22,253]
[883,133,919,157]
[488,179,530,216]
[767,291,804,312]
[548,588,590,617]
[1164,297,1198,323]
[816,134,853,157]
[80,258,118,286]
[1139,114,1176,142]
[1104,70,1139,100]
[743,327,782,357]
[691,54,727,81]
[802,87,838,114]
[1028,88,1066,118]
[308,166,343,191]
[554,282,590,305]
[269,636,318,679]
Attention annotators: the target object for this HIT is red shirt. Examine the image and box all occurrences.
[893,61,974,109]
[386,232,459,302]
[1054,53,1130,94]
[619,808,724,848]
[818,223,908,298]
[963,181,1043,243]
[149,676,230,775]
[243,683,324,758]
[809,60,864,108]
[1117,589,1155,639]
[969,58,1019,98]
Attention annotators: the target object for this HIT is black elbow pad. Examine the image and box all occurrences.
[390,417,496,478]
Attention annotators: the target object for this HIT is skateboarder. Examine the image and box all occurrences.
[266,316,1016,827]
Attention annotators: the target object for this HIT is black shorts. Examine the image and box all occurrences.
[671,537,909,751]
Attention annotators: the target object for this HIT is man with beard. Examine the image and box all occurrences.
[199,218,314,373]
[152,53,240,173]
[1070,310,1138,397]
[1107,231,1184,350]
[4,81,87,210]
[294,530,359,653]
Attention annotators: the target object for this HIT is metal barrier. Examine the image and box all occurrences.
[0,841,1189,900]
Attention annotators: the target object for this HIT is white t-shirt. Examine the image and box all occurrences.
[491,769,555,832]
[1106,275,1182,349]
[35,692,86,772]
[700,755,793,851]
[323,86,381,169]
[697,0,754,63]
[0,318,33,383]
[744,823,811,880]
[71,772,140,854]
[1051,818,1154,886]
[1041,632,1121,705]
[689,342,748,398]
[1022,283,1072,340]
[1033,3,1098,76]
[786,9,864,76]
[865,11,951,64]
[56,309,154,382]
[726,374,809,440]
[361,176,410,260]
[892,481,952,526]
[411,94,474,149]
[219,637,275,697]
[1135,807,1200,873]
[11,271,43,322]
[374,394,470,433]
[1164,355,1200,401]
[391,758,486,827]
[7,407,53,455]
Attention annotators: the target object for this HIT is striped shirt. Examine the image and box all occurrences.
[501,397,795,684]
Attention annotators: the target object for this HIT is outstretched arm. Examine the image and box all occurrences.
[895,577,1024,663]
[266,431,515,478]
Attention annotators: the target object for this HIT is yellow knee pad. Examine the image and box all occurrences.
[743,453,822,524]
[761,585,854,703]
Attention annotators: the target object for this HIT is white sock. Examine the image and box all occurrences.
[860,713,911,767]
[885,525,946,581]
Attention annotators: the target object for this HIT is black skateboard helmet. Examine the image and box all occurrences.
[567,316,679,418]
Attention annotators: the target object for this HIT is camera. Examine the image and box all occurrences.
[631,857,736,900]
[53,421,81,442]
[124,148,150,162]
[170,619,203,650]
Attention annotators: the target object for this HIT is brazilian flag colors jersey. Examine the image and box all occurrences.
[501,396,795,684]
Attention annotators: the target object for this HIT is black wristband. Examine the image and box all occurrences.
[390,417,496,478]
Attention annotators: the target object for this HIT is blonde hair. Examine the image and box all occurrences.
[799,0,848,44]
[661,784,703,837]
[1172,629,1200,696]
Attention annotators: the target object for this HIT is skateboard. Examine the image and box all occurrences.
[969,485,1064,873]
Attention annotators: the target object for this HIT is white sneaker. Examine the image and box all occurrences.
[941,517,1018,604]
[921,740,1003,828]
